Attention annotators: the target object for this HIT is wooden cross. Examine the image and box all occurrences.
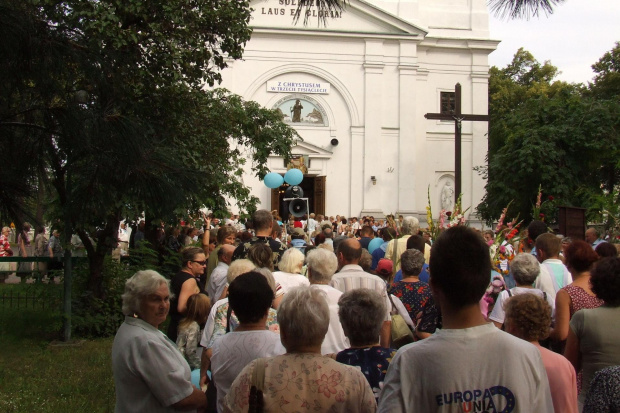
[424,83,489,200]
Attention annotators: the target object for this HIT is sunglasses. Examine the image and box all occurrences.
[191,260,207,266]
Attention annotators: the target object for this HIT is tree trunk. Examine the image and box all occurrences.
[85,215,120,300]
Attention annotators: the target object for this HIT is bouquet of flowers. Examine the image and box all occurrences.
[531,184,556,223]
[490,201,523,276]
[426,186,469,241]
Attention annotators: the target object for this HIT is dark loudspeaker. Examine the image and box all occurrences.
[330,138,339,146]
[289,199,307,217]
[284,185,304,198]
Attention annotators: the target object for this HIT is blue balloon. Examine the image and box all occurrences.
[284,168,303,185]
[368,237,384,254]
[264,172,284,189]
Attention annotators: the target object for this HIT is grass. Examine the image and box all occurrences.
[0,284,116,413]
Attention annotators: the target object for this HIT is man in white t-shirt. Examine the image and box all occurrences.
[210,272,286,413]
[379,226,554,412]
[306,248,350,354]
[534,233,572,303]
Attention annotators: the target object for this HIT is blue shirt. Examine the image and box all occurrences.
[393,263,430,283]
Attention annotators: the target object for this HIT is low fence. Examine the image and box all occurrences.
[0,288,63,311]
[0,257,86,283]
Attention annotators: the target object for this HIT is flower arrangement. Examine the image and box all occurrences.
[490,201,523,276]
[426,186,469,241]
[531,185,557,223]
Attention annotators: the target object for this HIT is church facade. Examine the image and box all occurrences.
[219,0,498,221]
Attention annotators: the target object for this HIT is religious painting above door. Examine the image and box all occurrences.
[273,95,329,127]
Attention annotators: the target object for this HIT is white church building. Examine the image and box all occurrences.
[220,0,499,221]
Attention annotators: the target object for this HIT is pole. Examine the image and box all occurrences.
[62,172,73,342]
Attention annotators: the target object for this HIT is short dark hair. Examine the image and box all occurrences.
[271,221,283,238]
[228,272,274,324]
[429,226,491,308]
[406,234,426,254]
[595,242,618,259]
[565,240,599,273]
[322,227,333,239]
[360,225,374,237]
[337,238,362,262]
[590,257,620,306]
[381,227,396,242]
[247,243,274,271]
[252,210,273,232]
[527,220,547,242]
[536,233,561,258]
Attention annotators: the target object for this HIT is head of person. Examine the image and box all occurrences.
[322,226,333,239]
[217,226,237,246]
[535,233,561,261]
[252,210,274,235]
[375,258,393,281]
[277,286,330,352]
[482,230,494,243]
[381,226,396,242]
[405,234,426,254]
[360,225,374,238]
[22,222,31,233]
[429,226,491,310]
[595,242,618,259]
[121,270,171,328]
[313,232,326,246]
[337,238,362,267]
[359,249,373,272]
[401,249,425,277]
[1,227,10,237]
[306,248,338,283]
[181,247,206,276]
[226,259,257,285]
[217,244,236,266]
[400,216,420,236]
[509,253,540,286]
[278,248,305,274]
[271,221,283,240]
[52,229,60,238]
[36,226,45,235]
[247,243,274,271]
[564,240,599,273]
[504,293,552,342]
[527,220,547,242]
[228,271,274,324]
[179,293,211,331]
[590,257,620,307]
[338,289,386,347]
[585,227,599,244]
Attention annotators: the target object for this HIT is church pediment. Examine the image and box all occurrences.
[251,0,427,37]
[291,140,333,159]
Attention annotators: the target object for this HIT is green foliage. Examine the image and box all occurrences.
[478,46,620,227]
[588,41,620,100]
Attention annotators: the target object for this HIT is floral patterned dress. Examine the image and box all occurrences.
[206,302,279,348]
[176,321,202,370]
[223,353,376,413]
[336,346,396,402]
[388,280,434,328]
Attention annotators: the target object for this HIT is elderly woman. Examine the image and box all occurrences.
[210,272,286,412]
[336,289,396,403]
[565,256,620,409]
[112,270,207,412]
[504,293,578,413]
[306,248,349,354]
[224,286,376,412]
[550,240,603,344]
[272,248,309,294]
[489,253,554,329]
[388,249,434,329]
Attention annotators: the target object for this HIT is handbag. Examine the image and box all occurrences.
[248,357,266,413]
[388,293,415,348]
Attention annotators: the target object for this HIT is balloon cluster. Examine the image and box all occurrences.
[263,169,303,188]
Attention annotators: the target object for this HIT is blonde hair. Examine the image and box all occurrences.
[179,293,211,332]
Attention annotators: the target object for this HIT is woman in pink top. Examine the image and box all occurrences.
[505,293,578,413]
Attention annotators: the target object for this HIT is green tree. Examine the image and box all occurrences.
[0,0,298,302]
[477,47,620,226]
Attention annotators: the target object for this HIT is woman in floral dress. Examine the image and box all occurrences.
[388,249,433,330]
[224,286,376,413]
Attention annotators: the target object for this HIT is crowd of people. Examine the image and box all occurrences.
[106,209,620,412]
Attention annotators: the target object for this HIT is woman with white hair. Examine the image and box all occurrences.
[112,270,207,412]
[272,248,309,294]
[489,253,555,329]
[224,286,376,412]
[306,248,349,354]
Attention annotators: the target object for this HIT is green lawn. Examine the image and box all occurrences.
[0,284,116,412]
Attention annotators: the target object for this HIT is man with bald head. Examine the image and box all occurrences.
[585,227,605,249]
[207,244,236,301]
[330,238,392,347]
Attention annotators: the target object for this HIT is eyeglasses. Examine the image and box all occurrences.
[191,260,207,266]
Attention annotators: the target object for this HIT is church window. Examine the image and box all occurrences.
[440,92,456,114]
